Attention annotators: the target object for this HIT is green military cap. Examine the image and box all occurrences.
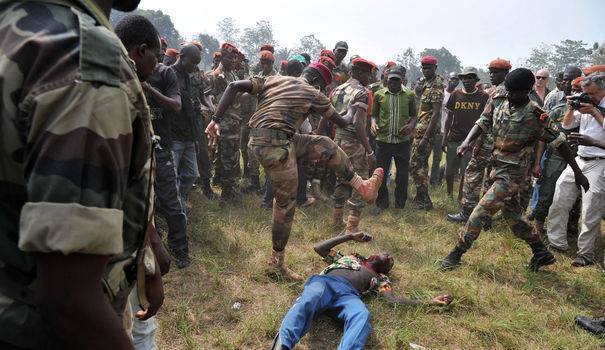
[458,66,479,78]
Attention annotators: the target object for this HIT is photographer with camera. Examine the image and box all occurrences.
[546,71,605,267]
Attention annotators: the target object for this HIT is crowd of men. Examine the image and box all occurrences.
[1,0,604,349]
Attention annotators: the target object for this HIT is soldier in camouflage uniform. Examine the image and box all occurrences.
[440,68,590,271]
[331,58,378,234]
[206,62,384,281]
[0,2,163,348]
[410,55,445,210]
[447,59,511,224]
[333,41,350,86]
[242,50,278,193]
[207,43,245,202]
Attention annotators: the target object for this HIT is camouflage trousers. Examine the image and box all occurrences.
[215,116,241,190]
[249,132,355,251]
[410,135,434,199]
[457,164,541,251]
[460,136,493,214]
[240,123,260,178]
[333,137,368,219]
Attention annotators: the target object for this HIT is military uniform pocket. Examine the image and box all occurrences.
[253,145,290,170]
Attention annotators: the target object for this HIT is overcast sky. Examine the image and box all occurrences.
[139,0,604,68]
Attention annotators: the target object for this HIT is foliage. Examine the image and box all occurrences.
[110,9,182,49]
[396,47,422,87]
[419,47,463,76]
[216,17,239,45]
[239,20,275,63]
[194,33,220,70]
[525,39,594,74]
[294,34,325,61]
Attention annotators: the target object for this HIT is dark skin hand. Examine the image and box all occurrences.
[313,234,453,307]
[36,253,135,350]
[136,258,164,321]
[568,132,605,149]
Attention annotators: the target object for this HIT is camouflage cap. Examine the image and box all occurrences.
[458,66,479,78]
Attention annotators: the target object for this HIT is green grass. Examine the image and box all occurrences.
[155,179,605,349]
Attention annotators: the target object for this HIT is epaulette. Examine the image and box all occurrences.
[492,85,508,99]
[532,106,550,123]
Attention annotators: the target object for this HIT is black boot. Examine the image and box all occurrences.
[440,246,466,270]
[220,187,241,205]
[482,215,493,230]
[528,241,556,271]
[447,211,470,223]
[202,179,217,200]
[575,316,605,335]
[242,175,261,194]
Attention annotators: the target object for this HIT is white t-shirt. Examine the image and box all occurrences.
[562,96,605,158]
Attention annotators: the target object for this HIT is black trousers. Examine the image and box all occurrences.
[375,141,411,209]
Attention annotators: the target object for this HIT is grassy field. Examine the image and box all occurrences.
[155,178,605,350]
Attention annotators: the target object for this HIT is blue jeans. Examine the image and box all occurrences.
[279,275,371,350]
[172,141,199,202]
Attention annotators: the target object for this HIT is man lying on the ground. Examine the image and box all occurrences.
[270,233,453,350]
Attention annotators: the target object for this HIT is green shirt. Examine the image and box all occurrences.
[372,86,417,144]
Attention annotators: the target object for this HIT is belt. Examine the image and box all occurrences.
[579,156,605,161]
[250,128,292,140]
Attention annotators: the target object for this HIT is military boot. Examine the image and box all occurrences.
[446,208,471,223]
[533,220,546,243]
[269,250,303,282]
[349,168,384,204]
[413,190,433,211]
[242,175,261,194]
[440,246,466,270]
[310,180,329,201]
[344,214,361,234]
[202,178,217,200]
[332,208,346,228]
[528,241,556,271]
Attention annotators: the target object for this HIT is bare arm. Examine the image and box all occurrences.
[532,141,546,177]
[36,253,135,350]
[213,80,253,121]
[142,82,181,113]
[382,291,452,307]
[442,110,453,150]
[313,232,370,258]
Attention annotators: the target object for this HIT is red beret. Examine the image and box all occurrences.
[165,48,179,58]
[351,57,377,71]
[213,51,222,59]
[488,58,512,70]
[319,56,336,70]
[221,43,239,54]
[385,61,397,69]
[259,50,275,62]
[572,76,584,87]
[420,55,438,65]
[309,62,333,86]
[190,40,203,51]
[260,44,274,53]
[583,65,605,75]
[320,49,336,61]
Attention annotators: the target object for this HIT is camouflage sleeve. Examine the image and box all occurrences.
[476,97,495,133]
[408,91,418,117]
[312,89,339,118]
[249,76,267,95]
[13,6,146,255]
[352,89,369,112]
[536,111,566,148]
[369,274,393,294]
[322,250,343,264]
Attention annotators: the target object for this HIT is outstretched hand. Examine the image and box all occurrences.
[205,120,220,138]
[456,142,469,158]
[430,294,453,306]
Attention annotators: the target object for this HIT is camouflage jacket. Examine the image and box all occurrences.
[331,78,369,140]
[0,1,153,348]
[207,63,242,122]
[477,99,565,175]
[416,74,445,138]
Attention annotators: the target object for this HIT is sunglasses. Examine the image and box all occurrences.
[536,76,548,80]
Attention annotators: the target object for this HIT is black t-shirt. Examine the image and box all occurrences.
[445,89,489,142]
[146,64,180,148]
[169,65,197,142]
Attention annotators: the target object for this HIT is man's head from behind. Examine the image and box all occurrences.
[112,0,141,12]
[302,62,332,91]
[581,73,605,105]
[505,68,534,106]
[365,252,394,275]
[114,15,160,82]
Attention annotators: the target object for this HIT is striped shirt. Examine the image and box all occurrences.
[372,86,417,143]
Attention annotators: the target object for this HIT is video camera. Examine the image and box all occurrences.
[569,92,593,110]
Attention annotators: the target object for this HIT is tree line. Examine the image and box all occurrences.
[110,10,604,83]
